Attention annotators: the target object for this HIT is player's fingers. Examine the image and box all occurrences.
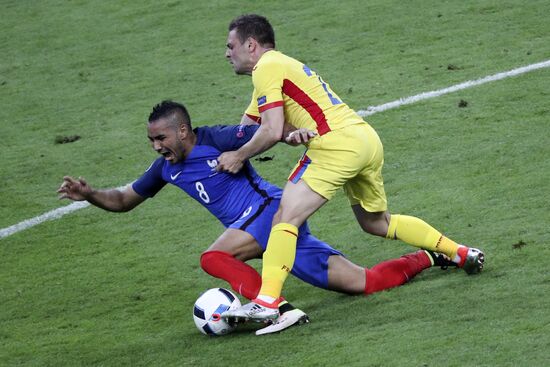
[58,180,71,192]
[228,164,238,174]
[64,177,79,190]
[286,130,300,144]
[303,129,316,138]
[63,176,77,183]
[216,162,229,172]
[297,134,305,144]
[300,131,311,142]
[231,162,243,174]
[216,154,226,171]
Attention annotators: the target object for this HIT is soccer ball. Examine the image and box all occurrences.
[193,288,241,336]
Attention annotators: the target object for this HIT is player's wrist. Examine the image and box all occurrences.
[82,188,96,202]
[236,148,252,162]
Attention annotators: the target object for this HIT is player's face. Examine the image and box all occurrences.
[147,118,186,164]
[225,29,253,75]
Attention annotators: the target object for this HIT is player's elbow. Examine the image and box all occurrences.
[115,188,144,212]
[100,204,133,213]
[116,199,141,212]
[264,124,284,142]
[116,205,134,213]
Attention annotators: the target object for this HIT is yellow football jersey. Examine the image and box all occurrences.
[244,50,365,135]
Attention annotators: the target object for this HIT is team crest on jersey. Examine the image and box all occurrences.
[257,95,267,106]
[236,125,245,138]
[207,159,218,169]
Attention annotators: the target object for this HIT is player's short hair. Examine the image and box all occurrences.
[149,100,191,128]
[229,14,275,48]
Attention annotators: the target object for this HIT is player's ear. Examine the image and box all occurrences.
[247,37,257,52]
[178,123,188,140]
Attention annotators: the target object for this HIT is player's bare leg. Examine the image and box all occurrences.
[206,228,263,261]
[326,255,366,294]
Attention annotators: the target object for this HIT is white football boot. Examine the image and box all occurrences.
[255,308,310,336]
[221,298,280,323]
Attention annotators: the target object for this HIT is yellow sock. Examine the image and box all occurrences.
[437,236,460,260]
[258,223,298,299]
[386,214,459,259]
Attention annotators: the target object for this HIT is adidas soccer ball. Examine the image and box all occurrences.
[193,288,241,336]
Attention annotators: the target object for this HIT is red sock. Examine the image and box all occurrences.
[200,251,261,300]
[365,250,432,295]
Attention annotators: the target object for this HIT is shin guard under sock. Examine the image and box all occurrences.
[258,223,298,299]
[365,251,432,295]
[200,251,261,300]
[386,214,459,259]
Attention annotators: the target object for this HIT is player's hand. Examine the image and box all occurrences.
[57,176,92,201]
[216,151,244,174]
[285,128,317,146]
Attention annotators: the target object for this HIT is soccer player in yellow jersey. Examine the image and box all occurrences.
[218,14,485,324]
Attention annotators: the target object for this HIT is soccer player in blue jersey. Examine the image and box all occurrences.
[58,101,454,335]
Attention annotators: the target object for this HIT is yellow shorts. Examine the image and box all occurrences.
[288,123,387,213]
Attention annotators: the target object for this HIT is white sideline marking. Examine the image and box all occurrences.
[1,186,129,239]
[357,59,550,117]
[2,60,549,239]
[1,202,91,239]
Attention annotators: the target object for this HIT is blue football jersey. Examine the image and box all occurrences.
[132,124,282,227]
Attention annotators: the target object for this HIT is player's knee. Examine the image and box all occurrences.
[276,205,307,226]
[272,208,283,226]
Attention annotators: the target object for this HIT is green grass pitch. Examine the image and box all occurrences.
[1,0,550,366]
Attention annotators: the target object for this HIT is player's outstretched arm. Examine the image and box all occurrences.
[57,176,146,212]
